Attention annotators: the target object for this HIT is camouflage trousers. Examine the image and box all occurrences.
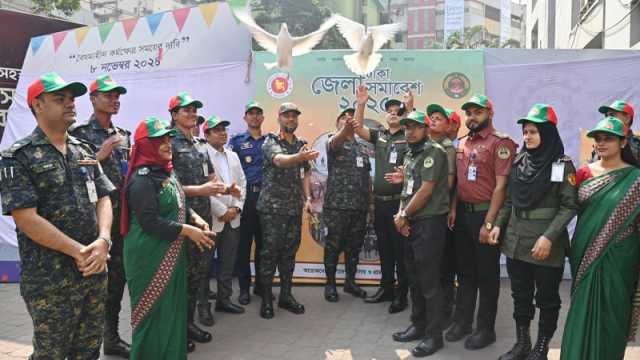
[24,274,107,360]
[105,213,126,339]
[323,208,367,278]
[187,239,214,319]
[257,212,302,288]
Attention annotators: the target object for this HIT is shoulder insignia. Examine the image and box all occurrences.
[137,167,150,176]
[116,126,132,136]
[492,131,510,139]
[1,138,32,157]
[68,122,90,133]
[423,156,434,168]
[497,145,511,159]
[559,155,573,163]
[440,138,453,148]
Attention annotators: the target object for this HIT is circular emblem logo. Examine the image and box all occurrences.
[423,156,434,168]
[442,72,471,99]
[267,73,293,99]
[497,146,511,160]
[529,107,540,117]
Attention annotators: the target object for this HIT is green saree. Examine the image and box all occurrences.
[560,166,640,360]
[124,177,187,360]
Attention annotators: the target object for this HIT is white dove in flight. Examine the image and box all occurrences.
[334,14,401,76]
[235,9,337,72]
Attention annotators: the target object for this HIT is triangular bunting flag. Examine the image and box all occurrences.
[199,2,218,27]
[172,7,191,32]
[75,27,90,46]
[122,18,139,40]
[52,31,68,52]
[147,12,165,35]
[98,22,115,43]
[30,35,46,55]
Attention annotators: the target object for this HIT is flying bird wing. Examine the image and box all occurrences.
[369,22,402,51]
[234,9,278,53]
[334,14,366,50]
[291,15,338,57]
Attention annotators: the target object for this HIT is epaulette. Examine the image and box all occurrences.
[68,122,90,132]
[116,126,131,136]
[230,132,246,140]
[194,136,207,144]
[439,137,453,148]
[492,131,510,139]
[558,155,573,163]
[265,133,279,140]
[70,135,99,152]
[0,138,32,158]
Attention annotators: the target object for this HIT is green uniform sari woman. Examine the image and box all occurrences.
[560,117,640,360]
[121,117,214,359]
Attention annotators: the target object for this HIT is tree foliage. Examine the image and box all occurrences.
[32,0,81,16]
[446,25,520,49]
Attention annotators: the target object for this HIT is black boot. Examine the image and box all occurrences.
[197,303,215,326]
[187,307,212,343]
[388,286,408,314]
[364,286,394,303]
[324,267,339,302]
[499,324,531,360]
[343,251,367,298]
[278,278,305,314]
[526,333,551,360]
[260,286,274,319]
[187,339,196,353]
[103,315,130,358]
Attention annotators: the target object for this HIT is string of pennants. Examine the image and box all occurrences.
[29,2,222,56]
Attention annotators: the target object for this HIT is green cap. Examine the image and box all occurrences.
[517,103,558,125]
[27,72,87,106]
[427,103,456,119]
[245,101,263,114]
[461,93,493,111]
[586,116,626,138]
[168,91,203,111]
[133,116,176,141]
[337,107,355,120]
[278,102,301,115]
[89,74,127,94]
[400,111,427,126]
[598,100,634,119]
[202,115,230,133]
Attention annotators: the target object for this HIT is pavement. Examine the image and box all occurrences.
[1,279,640,360]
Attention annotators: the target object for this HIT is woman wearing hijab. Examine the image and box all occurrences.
[560,116,640,360]
[489,104,578,360]
[122,117,215,359]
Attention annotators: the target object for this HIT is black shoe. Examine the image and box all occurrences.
[388,295,407,314]
[238,289,250,305]
[215,299,245,314]
[278,295,305,314]
[103,337,131,358]
[260,289,274,319]
[187,322,212,343]
[197,303,215,327]
[187,339,196,353]
[208,290,217,300]
[412,336,444,357]
[324,282,339,302]
[392,325,425,343]
[499,325,531,360]
[445,323,472,342]
[364,287,394,303]
[464,328,496,350]
[343,280,367,298]
[525,334,551,360]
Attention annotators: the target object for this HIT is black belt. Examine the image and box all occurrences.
[459,202,491,213]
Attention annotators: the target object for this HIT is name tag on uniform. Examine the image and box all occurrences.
[468,166,477,182]
[406,178,414,195]
[356,156,364,168]
[389,151,398,164]
[241,142,253,149]
[202,162,209,177]
[551,163,564,182]
[300,167,305,179]
[86,180,98,203]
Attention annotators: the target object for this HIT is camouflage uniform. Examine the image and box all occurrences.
[257,133,309,293]
[69,115,131,345]
[170,129,214,323]
[0,127,115,359]
[323,135,370,290]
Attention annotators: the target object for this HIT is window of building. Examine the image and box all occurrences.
[548,0,556,48]
[531,21,539,48]
[632,0,640,47]
[532,0,538,10]
[485,5,500,22]
[571,0,581,29]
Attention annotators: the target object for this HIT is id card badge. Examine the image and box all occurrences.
[202,162,209,177]
[468,165,477,182]
[356,156,364,168]
[551,162,565,182]
[389,151,398,164]
[406,178,414,195]
[300,167,305,179]
[86,180,98,203]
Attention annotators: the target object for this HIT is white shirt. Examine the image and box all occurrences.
[210,147,231,184]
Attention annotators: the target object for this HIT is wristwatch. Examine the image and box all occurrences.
[98,236,112,250]
[399,210,407,219]
[484,221,493,231]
